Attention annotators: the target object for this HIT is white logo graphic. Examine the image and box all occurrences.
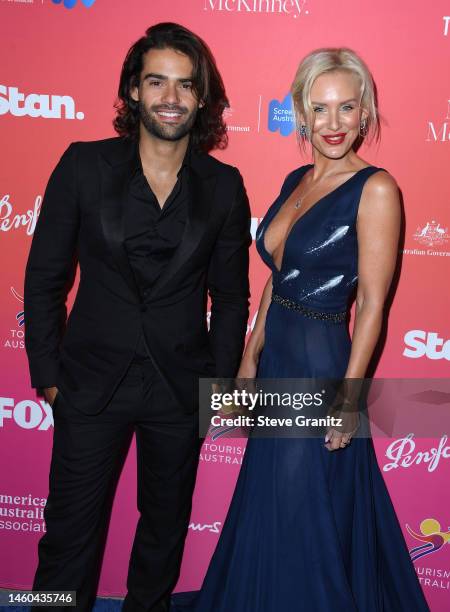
[403,330,450,361]
[204,0,307,18]
[250,217,262,240]
[444,16,450,36]
[0,85,84,120]
[0,398,53,430]
[413,220,449,247]
[426,100,450,142]
[383,434,450,473]
[189,521,222,533]
[223,105,251,133]
[0,194,42,236]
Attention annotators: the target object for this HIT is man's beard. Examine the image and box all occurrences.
[139,101,198,141]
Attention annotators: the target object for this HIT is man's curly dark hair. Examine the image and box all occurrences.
[113,22,229,153]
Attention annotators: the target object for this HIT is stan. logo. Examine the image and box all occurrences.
[0,86,84,120]
[403,330,450,361]
[413,220,449,247]
[51,0,96,8]
[407,518,450,562]
[268,93,295,136]
[204,0,306,18]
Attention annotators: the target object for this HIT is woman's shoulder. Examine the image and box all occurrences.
[363,167,398,196]
[282,164,312,186]
[359,167,400,219]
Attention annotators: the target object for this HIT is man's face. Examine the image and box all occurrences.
[131,47,202,142]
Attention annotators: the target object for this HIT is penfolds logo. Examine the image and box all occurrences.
[0,194,42,236]
[383,434,450,473]
[204,0,307,18]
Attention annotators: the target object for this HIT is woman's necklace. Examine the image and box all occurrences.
[294,179,322,210]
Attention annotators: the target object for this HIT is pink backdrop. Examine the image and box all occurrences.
[1,1,449,609]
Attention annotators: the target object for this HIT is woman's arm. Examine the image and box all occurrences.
[346,171,401,378]
[237,274,273,378]
[326,170,401,450]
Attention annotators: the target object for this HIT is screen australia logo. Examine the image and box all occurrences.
[51,0,96,8]
[204,0,307,17]
[268,93,296,136]
[0,86,85,120]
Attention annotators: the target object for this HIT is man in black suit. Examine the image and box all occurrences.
[24,23,250,612]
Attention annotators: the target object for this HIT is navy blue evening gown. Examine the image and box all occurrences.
[172,165,430,611]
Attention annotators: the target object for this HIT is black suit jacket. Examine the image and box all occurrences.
[24,137,251,414]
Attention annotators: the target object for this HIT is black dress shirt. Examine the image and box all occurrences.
[124,146,190,360]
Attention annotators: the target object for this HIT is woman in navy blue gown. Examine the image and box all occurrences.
[172,48,430,611]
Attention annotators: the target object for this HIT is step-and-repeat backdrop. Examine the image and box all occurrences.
[1,0,449,609]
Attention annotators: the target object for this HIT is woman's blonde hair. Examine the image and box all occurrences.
[291,47,380,146]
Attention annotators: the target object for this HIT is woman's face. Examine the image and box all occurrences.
[306,70,367,160]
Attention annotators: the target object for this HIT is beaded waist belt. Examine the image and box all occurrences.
[271,292,347,323]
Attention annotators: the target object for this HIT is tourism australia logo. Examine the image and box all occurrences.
[204,0,307,18]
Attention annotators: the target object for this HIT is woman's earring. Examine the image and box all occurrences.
[299,124,309,138]
[359,119,368,137]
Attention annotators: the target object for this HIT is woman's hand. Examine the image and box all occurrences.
[324,383,361,451]
[324,410,360,451]
[237,355,258,380]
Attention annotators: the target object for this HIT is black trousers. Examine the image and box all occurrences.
[33,358,201,612]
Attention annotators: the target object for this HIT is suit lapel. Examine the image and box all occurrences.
[99,140,216,301]
[148,154,216,298]
[99,141,140,300]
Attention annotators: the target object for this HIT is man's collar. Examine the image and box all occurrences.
[100,136,217,179]
[132,138,193,177]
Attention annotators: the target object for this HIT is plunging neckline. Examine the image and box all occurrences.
[264,165,373,273]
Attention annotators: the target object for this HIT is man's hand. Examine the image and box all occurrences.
[44,386,58,407]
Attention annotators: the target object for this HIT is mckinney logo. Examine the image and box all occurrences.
[52,0,96,8]
[0,86,85,120]
[426,100,450,142]
[204,0,306,18]
[268,93,295,136]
